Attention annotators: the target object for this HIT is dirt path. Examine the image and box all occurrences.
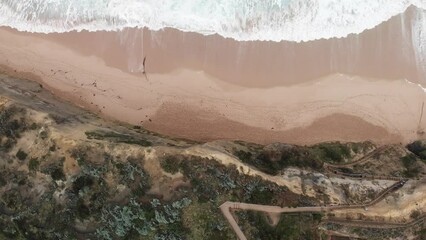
[220,179,408,240]
[219,202,334,240]
[184,144,305,195]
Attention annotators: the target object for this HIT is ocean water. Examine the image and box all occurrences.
[0,0,425,42]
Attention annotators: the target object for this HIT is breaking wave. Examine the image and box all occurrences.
[0,0,425,42]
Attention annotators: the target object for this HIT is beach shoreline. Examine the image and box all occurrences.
[0,14,425,145]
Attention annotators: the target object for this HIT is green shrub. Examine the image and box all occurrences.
[312,213,324,222]
[407,140,426,161]
[0,107,28,143]
[50,167,65,181]
[85,130,152,147]
[401,154,420,178]
[72,175,94,193]
[70,146,89,166]
[234,146,324,175]
[242,212,317,240]
[49,144,56,152]
[417,228,426,239]
[234,150,253,162]
[0,175,6,187]
[16,149,28,161]
[97,198,191,239]
[312,142,351,163]
[410,210,421,219]
[161,156,180,174]
[28,158,40,171]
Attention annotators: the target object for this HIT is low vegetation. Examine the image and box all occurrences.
[237,211,323,240]
[0,97,424,240]
[0,105,37,151]
[159,155,317,238]
[346,225,415,240]
[85,130,152,147]
[0,141,192,239]
[15,149,28,160]
[1,123,317,240]
[407,140,426,161]
[233,142,372,175]
[401,154,421,178]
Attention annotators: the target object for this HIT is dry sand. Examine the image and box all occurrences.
[0,7,425,145]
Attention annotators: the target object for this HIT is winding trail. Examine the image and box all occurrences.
[220,179,409,239]
[324,146,389,168]
[325,215,426,229]
[184,144,304,194]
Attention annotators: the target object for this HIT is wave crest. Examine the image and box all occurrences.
[0,0,425,42]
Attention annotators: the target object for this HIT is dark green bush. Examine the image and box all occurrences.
[312,142,351,163]
[234,146,324,175]
[50,167,65,181]
[161,156,180,174]
[401,154,420,178]
[407,141,426,160]
[85,130,152,147]
[16,149,28,161]
[28,158,39,171]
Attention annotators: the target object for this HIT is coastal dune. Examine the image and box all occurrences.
[0,7,425,145]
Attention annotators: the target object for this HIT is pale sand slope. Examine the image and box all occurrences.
[0,25,424,145]
[332,180,426,222]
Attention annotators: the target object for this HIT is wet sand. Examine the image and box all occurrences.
[0,7,424,145]
[40,6,425,88]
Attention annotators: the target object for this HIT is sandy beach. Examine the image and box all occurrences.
[0,6,425,145]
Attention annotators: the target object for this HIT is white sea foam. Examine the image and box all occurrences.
[405,79,426,92]
[0,0,425,42]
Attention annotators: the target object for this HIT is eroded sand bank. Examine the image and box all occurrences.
[0,8,425,145]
